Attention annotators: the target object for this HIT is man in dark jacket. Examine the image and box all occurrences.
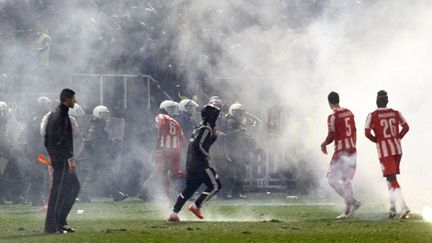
[44,89,80,234]
[167,104,221,222]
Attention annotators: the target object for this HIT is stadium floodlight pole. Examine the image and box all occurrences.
[99,75,104,105]
[123,76,128,109]
[147,76,151,110]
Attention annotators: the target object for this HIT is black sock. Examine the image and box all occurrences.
[173,194,188,213]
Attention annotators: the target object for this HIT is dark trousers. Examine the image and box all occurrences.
[44,157,80,233]
[27,165,46,205]
[0,157,25,201]
[173,167,221,213]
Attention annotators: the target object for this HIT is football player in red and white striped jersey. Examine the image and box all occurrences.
[321,92,361,219]
[365,90,410,219]
[155,100,186,202]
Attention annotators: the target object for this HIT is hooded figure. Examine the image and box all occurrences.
[167,104,222,222]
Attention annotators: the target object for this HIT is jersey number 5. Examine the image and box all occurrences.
[344,117,352,136]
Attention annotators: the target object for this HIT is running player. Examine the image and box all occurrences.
[167,104,221,222]
[321,91,361,219]
[365,90,410,219]
[155,100,185,202]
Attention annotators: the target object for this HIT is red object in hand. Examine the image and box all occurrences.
[37,154,51,166]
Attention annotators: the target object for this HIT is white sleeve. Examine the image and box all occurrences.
[69,116,81,136]
[40,112,50,136]
[365,113,373,129]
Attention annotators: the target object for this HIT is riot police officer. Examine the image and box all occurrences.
[81,105,127,202]
[0,101,25,204]
[222,102,254,199]
[23,96,52,206]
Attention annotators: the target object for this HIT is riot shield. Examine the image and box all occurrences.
[244,111,263,128]
[104,117,125,169]
[5,119,23,148]
[74,114,93,160]
[105,118,125,142]
[0,156,8,175]
[77,114,93,140]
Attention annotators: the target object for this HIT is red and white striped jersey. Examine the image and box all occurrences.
[365,108,407,158]
[327,108,357,152]
[155,114,185,149]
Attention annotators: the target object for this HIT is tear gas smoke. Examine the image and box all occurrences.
[1,0,431,220]
[162,0,432,215]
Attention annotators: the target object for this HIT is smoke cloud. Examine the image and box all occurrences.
[161,0,432,212]
[1,0,431,216]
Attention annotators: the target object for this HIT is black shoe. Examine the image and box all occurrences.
[112,192,128,202]
[44,228,65,234]
[60,225,76,233]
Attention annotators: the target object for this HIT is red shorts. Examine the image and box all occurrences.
[155,149,181,178]
[379,154,402,177]
[327,151,357,181]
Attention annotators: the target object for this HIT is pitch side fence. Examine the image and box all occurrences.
[0,73,315,193]
[0,73,173,119]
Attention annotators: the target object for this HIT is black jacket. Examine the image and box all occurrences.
[186,123,217,172]
[44,104,74,165]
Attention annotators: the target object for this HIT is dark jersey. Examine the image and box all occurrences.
[186,124,217,172]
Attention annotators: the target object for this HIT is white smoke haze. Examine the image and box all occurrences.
[1,0,432,220]
[163,0,432,214]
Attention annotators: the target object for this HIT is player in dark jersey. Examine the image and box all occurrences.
[365,90,410,219]
[321,91,361,219]
[167,104,221,222]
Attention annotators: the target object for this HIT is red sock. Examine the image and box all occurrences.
[389,179,400,190]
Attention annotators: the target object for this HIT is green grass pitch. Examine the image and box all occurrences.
[0,196,431,242]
